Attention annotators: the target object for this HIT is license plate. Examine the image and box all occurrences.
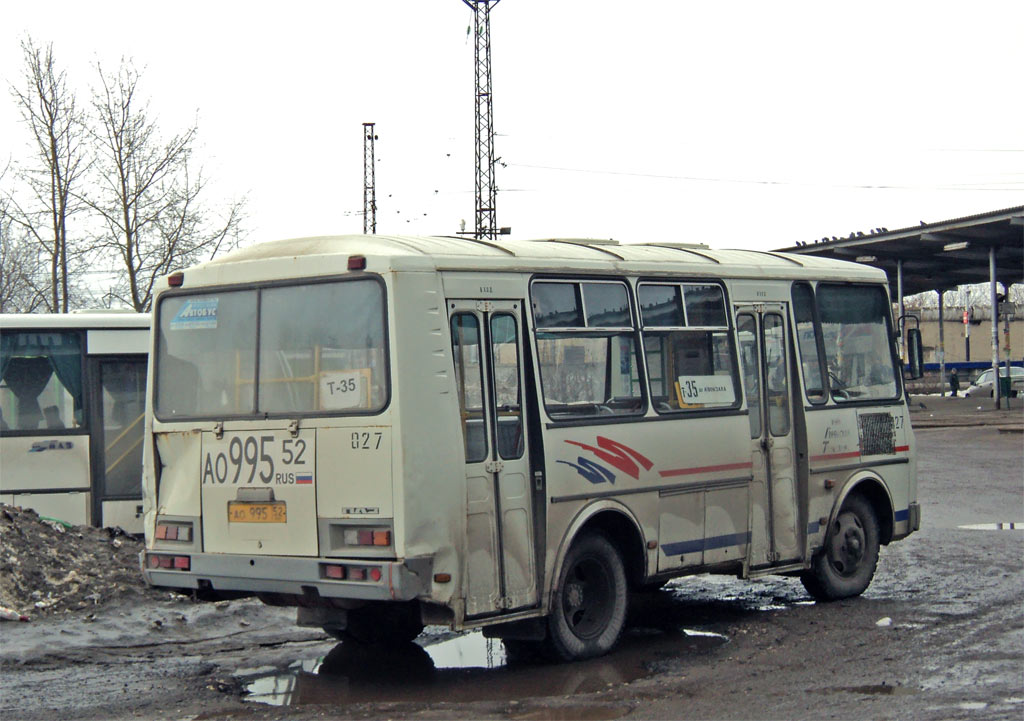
[228,501,287,523]
[201,430,315,488]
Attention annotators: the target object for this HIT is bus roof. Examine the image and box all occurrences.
[0,311,151,331]
[193,234,886,284]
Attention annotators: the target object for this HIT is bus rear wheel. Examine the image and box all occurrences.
[545,532,627,661]
[801,494,880,601]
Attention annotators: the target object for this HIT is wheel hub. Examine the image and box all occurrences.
[829,511,866,575]
[566,582,584,610]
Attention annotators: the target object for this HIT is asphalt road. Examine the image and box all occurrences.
[1,422,1021,721]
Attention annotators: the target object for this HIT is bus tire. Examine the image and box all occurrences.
[545,532,628,661]
[330,601,424,646]
[801,494,880,601]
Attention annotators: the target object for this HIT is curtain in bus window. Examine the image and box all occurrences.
[490,314,523,460]
[792,283,827,403]
[0,332,82,430]
[259,281,386,414]
[817,285,898,403]
[156,291,257,418]
[451,313,487,463]
[532,280,644,419]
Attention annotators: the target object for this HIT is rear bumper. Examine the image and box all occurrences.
[140,550,432,602]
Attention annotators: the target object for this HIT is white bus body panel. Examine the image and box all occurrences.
[0,491,89,526]
[0,435,91,492]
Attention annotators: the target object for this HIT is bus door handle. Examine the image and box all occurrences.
[533,471,544,491]
[760,436,773,452]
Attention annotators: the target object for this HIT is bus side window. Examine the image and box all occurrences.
[0,332,82,431]
[638,282,737,412]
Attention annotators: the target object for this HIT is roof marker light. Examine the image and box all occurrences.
[348,255,366,271]
[168,272,184,287]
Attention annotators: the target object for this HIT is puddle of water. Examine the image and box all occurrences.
[838,684,919,697]
[239,625,728,707]
[957,522,1023,531]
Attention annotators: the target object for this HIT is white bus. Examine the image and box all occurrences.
[141,235,923,660]
[1,312,150,532]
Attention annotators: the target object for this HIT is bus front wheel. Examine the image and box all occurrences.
[801,494,880,601]
[545,532,628,661]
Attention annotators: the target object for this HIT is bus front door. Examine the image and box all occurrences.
[449,300,538,617]
[736,305,802,568]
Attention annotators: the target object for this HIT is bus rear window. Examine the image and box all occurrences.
[156,279,387,419]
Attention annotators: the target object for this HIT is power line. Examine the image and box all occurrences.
[507,162,1024,191]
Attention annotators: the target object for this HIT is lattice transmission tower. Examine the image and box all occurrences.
[462,0,501,240]
[363,122,377,234]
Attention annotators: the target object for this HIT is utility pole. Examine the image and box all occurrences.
[462,0,500,240]
[363,122,377,234]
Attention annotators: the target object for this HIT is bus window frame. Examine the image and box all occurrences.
[800,281,904,410]
[529,275,648,425]
[791,281,830,406]
[0,327,89,437]
[152,273,392,423]
[636,279,742,416]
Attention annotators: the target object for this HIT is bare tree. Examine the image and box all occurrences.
[1,166,47,312]
[87,59,246,312]
[7,38,90,312]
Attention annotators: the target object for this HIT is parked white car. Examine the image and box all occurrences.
[963,366,1024,398]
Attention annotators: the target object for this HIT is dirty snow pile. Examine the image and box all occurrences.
[0,503,176,618]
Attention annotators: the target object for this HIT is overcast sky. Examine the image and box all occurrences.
[3,1,1023,252]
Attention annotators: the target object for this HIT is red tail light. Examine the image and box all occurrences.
[147,553,190,571]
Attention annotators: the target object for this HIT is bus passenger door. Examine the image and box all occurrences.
[736,305,801,568]
[88,357,147,532]
[449,300,538,617]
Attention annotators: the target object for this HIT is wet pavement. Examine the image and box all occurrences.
[1,421,1021,721]
[239,625,729,707]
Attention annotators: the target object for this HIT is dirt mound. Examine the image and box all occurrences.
[0,503,175,618]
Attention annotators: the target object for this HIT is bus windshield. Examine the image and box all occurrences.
[155,279,388,419]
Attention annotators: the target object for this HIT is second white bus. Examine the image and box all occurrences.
[1,312,150,532]
[141,235,922,660]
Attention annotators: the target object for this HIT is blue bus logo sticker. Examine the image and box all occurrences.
[170,298,219,330]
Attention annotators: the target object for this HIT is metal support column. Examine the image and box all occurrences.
[938,290,946,397]
[989,247,1001,410]
[897,259,906,362]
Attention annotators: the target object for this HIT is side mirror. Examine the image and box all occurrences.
[905,328,923,380]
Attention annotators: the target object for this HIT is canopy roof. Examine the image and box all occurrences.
[775,206,1023,297]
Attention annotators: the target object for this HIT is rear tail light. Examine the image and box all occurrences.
[320,563,382,582]
[155,522,193,542]
[147,553,190,571]
[342,528,391,547]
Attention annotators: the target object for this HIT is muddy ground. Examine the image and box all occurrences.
[1,404,1021,720]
